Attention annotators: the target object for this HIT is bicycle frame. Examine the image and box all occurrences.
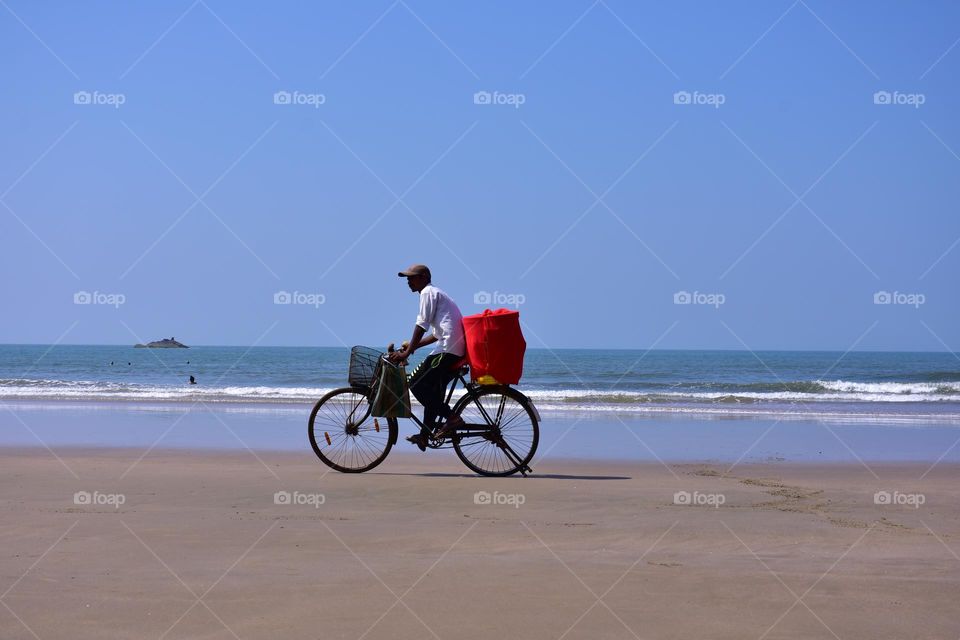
[403,368,476,432]
[404,368,538,473]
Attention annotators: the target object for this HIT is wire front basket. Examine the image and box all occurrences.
[348,346,384,388]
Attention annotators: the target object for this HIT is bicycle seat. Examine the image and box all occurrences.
[449,356,469,373]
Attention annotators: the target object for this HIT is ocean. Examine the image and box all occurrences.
[1,345,959,422]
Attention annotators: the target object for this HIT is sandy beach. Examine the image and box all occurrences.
[1,447,958,639]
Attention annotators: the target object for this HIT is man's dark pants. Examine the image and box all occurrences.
[407,352,460,435]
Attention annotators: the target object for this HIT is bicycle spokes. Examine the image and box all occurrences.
[309,388,393,473]
[453,389,538,476]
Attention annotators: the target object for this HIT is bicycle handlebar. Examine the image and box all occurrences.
[385,341,410,366]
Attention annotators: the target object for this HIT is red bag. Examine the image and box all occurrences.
[462,309,526,385]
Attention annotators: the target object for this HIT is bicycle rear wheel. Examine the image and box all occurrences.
[308,387,394,473]
[451,386,539,476]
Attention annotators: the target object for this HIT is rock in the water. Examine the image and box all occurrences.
[134,337,189,349]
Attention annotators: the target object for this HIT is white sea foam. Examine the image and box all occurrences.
[0,379,330,403]
[1,378,959,412]
[814,379,960,395]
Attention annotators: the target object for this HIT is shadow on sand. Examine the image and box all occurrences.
[372,471,631,480]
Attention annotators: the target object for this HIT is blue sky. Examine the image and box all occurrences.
[1,1,958,351]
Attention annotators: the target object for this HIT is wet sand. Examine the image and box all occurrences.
[1,448,958,639]
[4,399,960,463]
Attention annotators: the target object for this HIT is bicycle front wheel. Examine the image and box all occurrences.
[451,386,539,476]
[308,387,394,473]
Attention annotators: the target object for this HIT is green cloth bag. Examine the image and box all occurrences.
[371,360,413,418]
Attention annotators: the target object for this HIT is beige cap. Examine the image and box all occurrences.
[397,264,431,279]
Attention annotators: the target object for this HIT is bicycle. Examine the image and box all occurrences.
[308,346,540,476]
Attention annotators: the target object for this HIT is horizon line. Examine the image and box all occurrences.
[0,343,956,355]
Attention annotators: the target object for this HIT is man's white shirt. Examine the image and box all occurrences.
[415,284,465,356]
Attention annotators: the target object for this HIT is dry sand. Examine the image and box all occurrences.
[1,447,958,639]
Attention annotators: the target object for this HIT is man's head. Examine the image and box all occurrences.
[398,264,431,292]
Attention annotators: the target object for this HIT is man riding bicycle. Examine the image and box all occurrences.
[388,264,466,451]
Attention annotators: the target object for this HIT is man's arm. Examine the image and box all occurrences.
[416,334,438,349]
[406,325,427,354]
[390,325,435,362]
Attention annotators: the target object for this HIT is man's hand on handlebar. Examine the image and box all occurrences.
[389,324,429,365]
[387,346,410,364]
[387,339,414,364]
